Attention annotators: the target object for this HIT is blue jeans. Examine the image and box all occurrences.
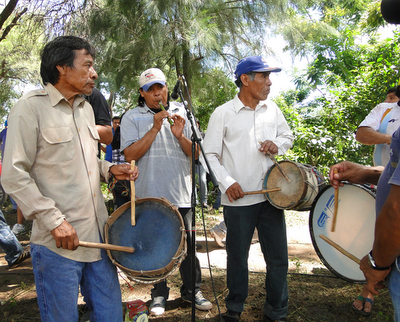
[10,196,17,210]
[388,257,400,321]
[31,244,123,322]
[0,209,23,266]
[224,201,288,320]
[213,191,221,209]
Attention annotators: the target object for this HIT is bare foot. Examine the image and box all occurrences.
[352,286,374,314]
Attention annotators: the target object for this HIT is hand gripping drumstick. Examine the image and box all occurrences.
[331,168,339,232]
[243,187,281,195]
[79,241,135,253]
[319,234,360,264]
[131,160,136,226]
[258,142,291,183]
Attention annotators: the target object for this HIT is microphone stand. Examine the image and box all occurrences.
[175,75,219,322]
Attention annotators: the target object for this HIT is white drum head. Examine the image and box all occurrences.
[309,184,376,283]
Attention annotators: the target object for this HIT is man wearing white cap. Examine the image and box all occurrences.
[120,68,212,315]
[202,56,294,322]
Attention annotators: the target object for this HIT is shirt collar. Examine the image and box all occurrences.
[233,94,268,113]
[44,83,86,109]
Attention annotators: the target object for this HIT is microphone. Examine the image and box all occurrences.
[171,76,182,100]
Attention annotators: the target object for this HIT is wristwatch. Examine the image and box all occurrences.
[367,251,391,270]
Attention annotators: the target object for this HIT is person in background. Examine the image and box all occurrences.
[85,87,113,158]
[0,209,30,268]
[109,114,129,208]
[203,55,294,322]
[102,116,121,163]
[2,35,139,322]
[0,119,26,235]
[121,67,212,316]
[195,119,208,208]
[356,86,400,167]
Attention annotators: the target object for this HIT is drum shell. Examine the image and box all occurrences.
[263,161,326,211]
[309,183,376,283]
[105,197,186,284]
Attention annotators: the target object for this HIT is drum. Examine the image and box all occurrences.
[263,161,326,211]
[309,183,376,283]
[105,197,186,284]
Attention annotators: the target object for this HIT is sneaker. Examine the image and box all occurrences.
[149,296,166,316]
[210,227,225,248]
[182,291,213,311]
[9,245,31,268]
[222,310,241,322]
[12,223,25,235]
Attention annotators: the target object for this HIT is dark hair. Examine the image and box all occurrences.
[112,116,121,121]
[235,72,256,88]
[40,36,96,85]
[393,85,400,100]
[387,86,398,95]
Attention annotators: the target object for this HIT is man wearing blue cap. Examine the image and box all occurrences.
[203,56,294,322]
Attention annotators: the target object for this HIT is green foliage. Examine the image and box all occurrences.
[191,67,237,129]
[276,30,400,177]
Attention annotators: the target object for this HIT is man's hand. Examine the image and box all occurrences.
[226,182,244,202]
[329,161,383,189]
[359,255,390,295]
[152,111,170,132]
[170,114,185,139]
[259,140,278,155]
[51,220,79,250]
[110,164,139,181]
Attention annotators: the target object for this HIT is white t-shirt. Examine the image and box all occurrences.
[359,102,400,166]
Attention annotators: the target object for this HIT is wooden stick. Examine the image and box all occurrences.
[319,234,360,264]
[243,187,281,195]
[79,241,135,253]
[331,168,339,232]
[259,141,291,183]
[131,160,136,226]
[267,152,291,183]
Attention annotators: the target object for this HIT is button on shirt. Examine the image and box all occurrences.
[2,84,113,262]
[203,94,294,207]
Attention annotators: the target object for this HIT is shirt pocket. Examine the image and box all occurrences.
[87,125,100,156]
[41,127,75,162]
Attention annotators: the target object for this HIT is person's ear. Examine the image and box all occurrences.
[56,65,67,76]
[240,74,250,87]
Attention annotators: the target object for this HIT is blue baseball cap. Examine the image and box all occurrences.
[234,56,281,79]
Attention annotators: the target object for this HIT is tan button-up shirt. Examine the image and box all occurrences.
[2,84,112,262]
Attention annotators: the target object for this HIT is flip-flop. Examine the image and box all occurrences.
[352,295,373,316]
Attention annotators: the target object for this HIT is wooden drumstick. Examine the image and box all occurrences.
[131,160,136,226]
[79,241,135,253]
[319,234,360,264]
[243,187,281,195]
[331,168,339,232]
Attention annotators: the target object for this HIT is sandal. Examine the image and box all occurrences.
[352,295,373,316]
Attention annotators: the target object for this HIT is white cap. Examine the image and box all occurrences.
[139,68,166,91]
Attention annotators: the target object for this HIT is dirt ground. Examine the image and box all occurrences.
[0,203,395,322]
